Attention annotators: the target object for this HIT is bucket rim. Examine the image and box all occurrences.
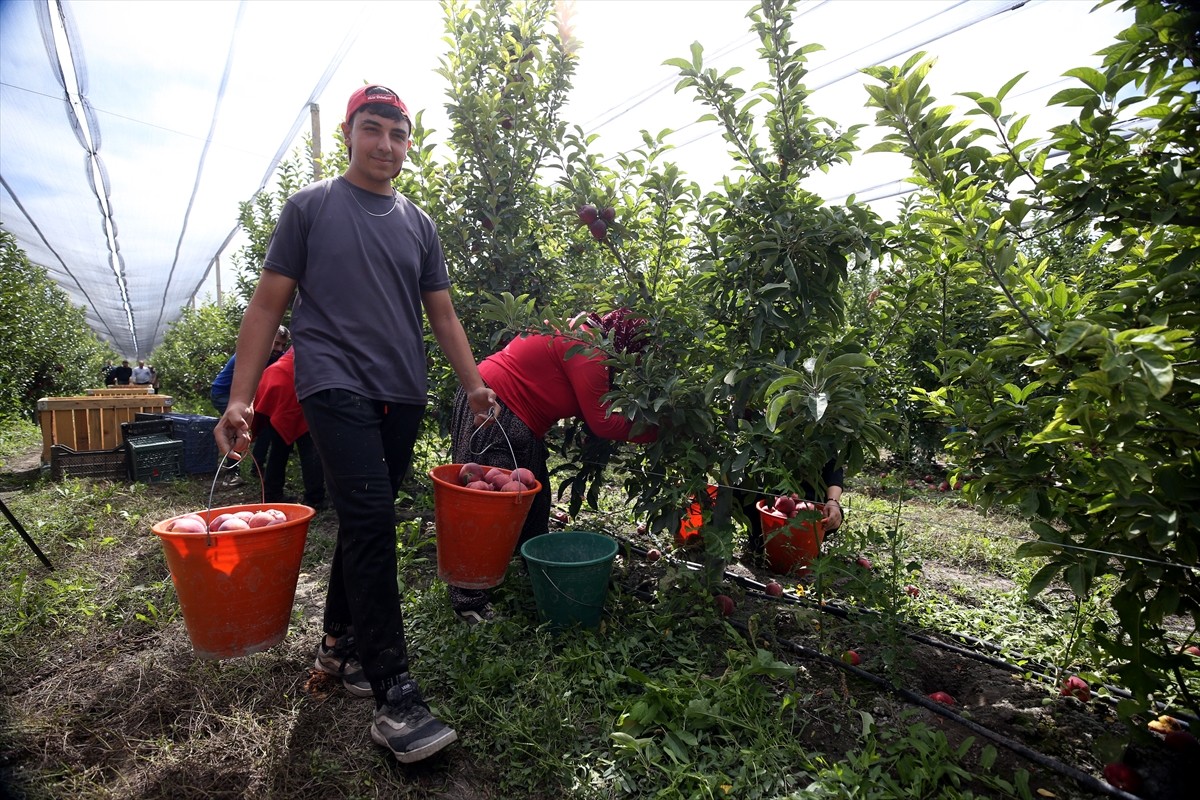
[152,502,315,537]
[520,531,618,568]
[756,499,827,519]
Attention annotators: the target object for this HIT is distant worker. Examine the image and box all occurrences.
[131,360,153,387]
[211,325,289,487]
[110,360,133,386]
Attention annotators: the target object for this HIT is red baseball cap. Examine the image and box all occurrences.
[345,84,410,124]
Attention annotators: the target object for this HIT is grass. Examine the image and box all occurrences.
[0,424,1186,799]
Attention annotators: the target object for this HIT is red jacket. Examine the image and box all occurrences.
[479,332,656,443]
[253,348,308,445]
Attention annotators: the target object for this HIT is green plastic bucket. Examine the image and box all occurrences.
[520,532,618,630]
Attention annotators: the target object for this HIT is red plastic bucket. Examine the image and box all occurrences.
[677,484,718,546]
[429,464,542,589]
[152,503,314,660]
[756,500,825,575]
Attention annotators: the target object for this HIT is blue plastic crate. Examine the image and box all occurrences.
[136,412,220,474]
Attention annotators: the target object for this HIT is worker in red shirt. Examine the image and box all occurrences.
[447,308,657,623]
[253,347,326,510]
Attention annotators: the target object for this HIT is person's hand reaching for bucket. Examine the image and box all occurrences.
[214,400,255,460]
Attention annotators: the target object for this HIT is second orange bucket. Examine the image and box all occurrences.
[756,500,825,575]
[430,464,541,589]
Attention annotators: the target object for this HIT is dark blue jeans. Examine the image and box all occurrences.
[301,389,424,700]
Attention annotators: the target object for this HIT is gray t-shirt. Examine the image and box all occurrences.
[263,176,451,404]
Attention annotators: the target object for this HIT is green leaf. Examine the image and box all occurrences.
[1063,67,1106,93]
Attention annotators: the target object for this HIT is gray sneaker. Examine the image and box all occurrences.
[314,635,372,698]
[370,677,458,763]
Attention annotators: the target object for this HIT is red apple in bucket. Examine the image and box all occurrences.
[169,516,207,533]
[466,480,493,492]
[458,462,485,485]
[510,467,535,488]
[773,495,796,516]
[218,517,250,532]
[500,480,526,492]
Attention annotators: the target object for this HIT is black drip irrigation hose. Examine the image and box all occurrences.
[608,536,1143,800]
[611,534,1200,727]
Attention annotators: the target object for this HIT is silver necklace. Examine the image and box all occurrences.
[344,180,399,217]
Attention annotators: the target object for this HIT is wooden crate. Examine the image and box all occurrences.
[85,387,154,396]
[37,395,173,464]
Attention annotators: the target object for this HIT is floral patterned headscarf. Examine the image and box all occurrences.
[585,308,649,355]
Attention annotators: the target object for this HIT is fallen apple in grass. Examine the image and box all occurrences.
[1184,645,1200,657]
[904,585,920,598]
[1060,676,1091,702]
[927,691,955,706]
[842,650,861,666]
[715,594,735,617]
[856,556,873,570]
[1102,762,1139,792]
[1163,730,1200,753]
[765,581,783,597]
[645,548,661,563]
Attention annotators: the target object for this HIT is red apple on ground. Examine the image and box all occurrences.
[927,691,955,706]
[599,206,616,224]
[645,548,661,563]
[774,495,797,516]
[1060,676,1091,702]
[953,481,963,490]
[765,581,783,597]
[1164,730,1199,753]
[1102,762,1139,792]
[458,462,485,485]
[856,556,873,570]
[588,219,608,240]
[938,481,950,492]
[218,517,251,532]
[905,585,920,598]
[466,480,493,492]
[636,522,648,535]
[842,650,861,666]
[577,204,599,224]
[500,480,526,492]
[510,467,535,487]
[715,594,735,617]
[1184,645,1200,657]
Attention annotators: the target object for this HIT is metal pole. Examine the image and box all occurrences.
[0,496,54,570]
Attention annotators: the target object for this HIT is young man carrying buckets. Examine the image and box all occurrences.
[214,84,497,764]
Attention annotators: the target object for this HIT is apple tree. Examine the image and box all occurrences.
[863,0,1199,715]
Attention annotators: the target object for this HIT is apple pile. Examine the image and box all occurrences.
[771,493,818,518]
[457,462,537,493]
[163,508,288,533]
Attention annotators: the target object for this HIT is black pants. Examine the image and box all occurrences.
[259,423,326,506]
[301,389,423,699]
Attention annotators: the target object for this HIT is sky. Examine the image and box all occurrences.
[0,0,1135,355]
[199,0,1131,302]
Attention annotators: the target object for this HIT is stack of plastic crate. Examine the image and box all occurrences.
[120,419,183,483]
[135,412,220,474]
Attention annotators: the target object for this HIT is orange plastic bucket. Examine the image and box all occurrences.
[152,503,313,660]
[756,500,824,575]
[429,464,542,589]
[677,484,718,546]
